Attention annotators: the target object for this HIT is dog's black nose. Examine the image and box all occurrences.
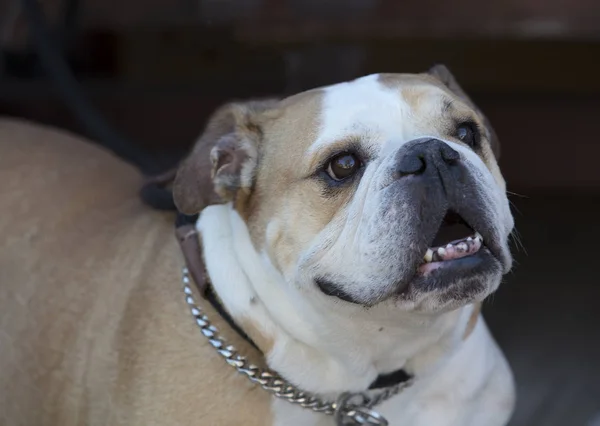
[395,139,460,177]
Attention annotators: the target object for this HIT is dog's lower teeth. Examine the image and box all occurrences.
[424,248,433,263]
[424,233,482,264]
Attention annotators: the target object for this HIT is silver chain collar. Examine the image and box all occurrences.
[180,267,413,425]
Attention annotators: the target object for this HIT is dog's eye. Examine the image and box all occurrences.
[456,122,479,148]
[326,153,361,181]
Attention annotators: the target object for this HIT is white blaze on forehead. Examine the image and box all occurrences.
[310,73,450,158]
[310,74,415,155]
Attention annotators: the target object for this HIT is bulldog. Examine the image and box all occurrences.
[0,65,515,426]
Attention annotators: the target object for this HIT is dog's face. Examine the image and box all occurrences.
[175,66,514,314]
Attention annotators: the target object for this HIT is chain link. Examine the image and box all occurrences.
[180,267,413,425]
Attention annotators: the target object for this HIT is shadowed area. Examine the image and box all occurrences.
[486,195,600,426]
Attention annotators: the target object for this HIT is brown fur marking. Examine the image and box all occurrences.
[463,303,483,340]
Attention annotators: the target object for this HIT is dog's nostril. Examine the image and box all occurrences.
[397,154,426,176]
[440,145,460,164]
[395,139,461,179]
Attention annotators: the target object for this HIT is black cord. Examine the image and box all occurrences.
[58,0,82,51]
[20,0,164,176]
[20,0,178,210]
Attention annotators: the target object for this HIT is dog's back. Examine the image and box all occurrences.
[0,119,270,426]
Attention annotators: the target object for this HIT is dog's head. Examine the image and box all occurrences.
[174,65,513,314]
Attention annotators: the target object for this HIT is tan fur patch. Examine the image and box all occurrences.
[463,303,482,340]
[377,72,436,89]
[482,145,507,190]
[245,89,326,252]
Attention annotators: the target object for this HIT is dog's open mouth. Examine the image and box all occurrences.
[419,210,483,275]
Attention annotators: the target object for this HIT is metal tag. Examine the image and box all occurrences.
[335,393,389,426]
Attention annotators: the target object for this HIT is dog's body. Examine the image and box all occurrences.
[0,119,271,426]
[1,68,516,426]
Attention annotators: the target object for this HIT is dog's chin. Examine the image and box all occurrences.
[394,248,503,313]
[315,247,503,313]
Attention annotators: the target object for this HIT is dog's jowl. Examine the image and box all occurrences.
[1,65,516,426]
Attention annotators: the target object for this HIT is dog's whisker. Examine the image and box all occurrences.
[509,229,527,255]
[506,190,529,199]
[508,199,524,217]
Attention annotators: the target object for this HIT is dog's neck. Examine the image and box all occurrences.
[197,204,476,396]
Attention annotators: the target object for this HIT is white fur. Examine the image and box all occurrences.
[200,205,457,393]
[198,205,515,426]
[311,74,413,153]
[272,320,515,426]
[313,74,449,156]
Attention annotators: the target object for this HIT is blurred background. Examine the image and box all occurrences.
[1,1,599,425]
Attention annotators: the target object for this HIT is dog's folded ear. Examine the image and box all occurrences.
[427,64,500,159]
[173,99,279,214]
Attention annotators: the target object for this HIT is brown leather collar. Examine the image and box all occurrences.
[175,213,259,350]
[175,220,208,295]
